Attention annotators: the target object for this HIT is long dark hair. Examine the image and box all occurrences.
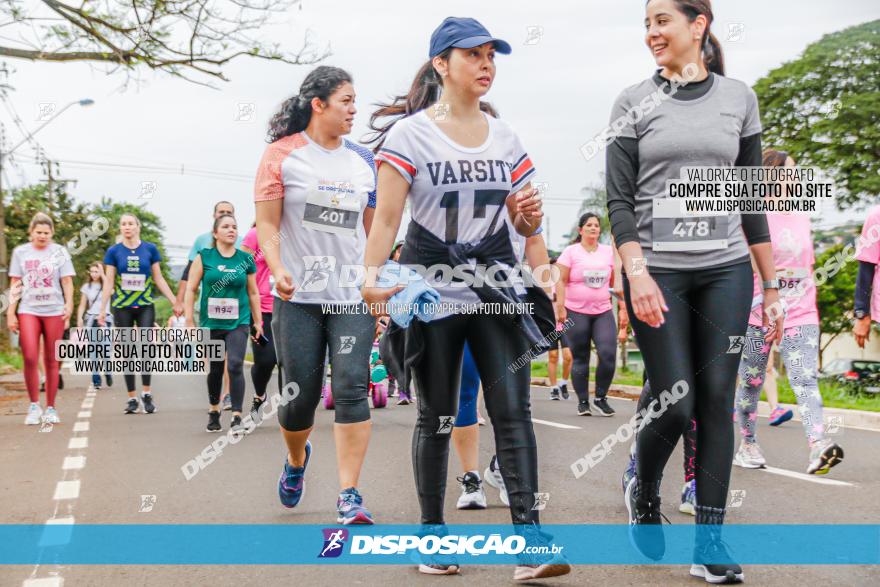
[573,213,601,243]
[365,49,499,150]
[267,66,353,143]
[659,0,725,76]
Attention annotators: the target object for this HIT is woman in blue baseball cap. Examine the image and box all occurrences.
[362,16,568,581]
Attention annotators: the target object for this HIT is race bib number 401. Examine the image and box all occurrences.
[652,198,729,252]
[302,186,360,236]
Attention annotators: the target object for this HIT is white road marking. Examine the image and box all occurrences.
[67,437,88,449]
[532,418,582,430]
[72,422,89,432]
[76,411,91,419]
[52,481,81,500]
[62,456,86,470]
[45,517,75,525]
[81,400,94,409]
[23,578,64,586]
[761,466,854,487]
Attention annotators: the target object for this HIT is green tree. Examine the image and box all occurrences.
[567,179,612,247]
[753,20,880,209]
[816,243,859,368]
[0,0,328,85]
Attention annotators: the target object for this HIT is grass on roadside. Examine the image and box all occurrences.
[533,361,880,412]
[0,350,23,374]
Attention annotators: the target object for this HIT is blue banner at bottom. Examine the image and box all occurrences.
[1,524,877,565]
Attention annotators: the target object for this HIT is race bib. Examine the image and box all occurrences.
[121,273,146,291]
[27,287,55,306]
[207,297,239,320]
[583,270,609,289]
[777,268,809,298]
[302,185,359,236]
[652,199,729,252]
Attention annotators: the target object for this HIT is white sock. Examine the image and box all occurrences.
[559,379,568,387]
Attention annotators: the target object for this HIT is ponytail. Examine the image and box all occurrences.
[666,0,725,76]
[267,66,353,143]
[702,31,725,76]
[366,48,499,150]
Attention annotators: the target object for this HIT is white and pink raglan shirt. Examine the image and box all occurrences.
[253,132,376,304]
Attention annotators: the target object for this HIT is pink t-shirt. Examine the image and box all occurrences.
[856,205,880,323]
[558,243,614,315]
[748,213,818,328]
[242,227,273,314]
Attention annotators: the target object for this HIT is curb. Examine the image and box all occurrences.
[530,379,880,432]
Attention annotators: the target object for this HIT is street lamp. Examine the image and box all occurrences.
[4,98,95,159]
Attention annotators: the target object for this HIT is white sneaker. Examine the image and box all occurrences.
[807,439,844,475]
[43,407,60,424]
[732,441,765,468]
[455,471,487,510]
[483,456,509,506]
[25,403,43,425]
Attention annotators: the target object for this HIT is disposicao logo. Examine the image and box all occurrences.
[319,528,348,558]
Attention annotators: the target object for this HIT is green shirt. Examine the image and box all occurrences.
[197,247,256,330]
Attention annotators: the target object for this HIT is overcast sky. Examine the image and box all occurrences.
[2,0,878,251]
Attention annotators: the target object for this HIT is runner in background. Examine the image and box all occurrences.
[185,214,262,433]
[555,213,618,417]
[734,149,843,475]
[547,257,572,401]
[176,200,242,410]
[7,212,75,425]
[100,213,183,414]
[76,261,113,392]
[241,222,280,419]
[854,203,880,347]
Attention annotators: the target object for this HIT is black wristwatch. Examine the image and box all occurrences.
[855,309,867,320]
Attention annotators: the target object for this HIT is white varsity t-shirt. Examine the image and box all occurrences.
[376,110,536,316]
[254,132,377,304]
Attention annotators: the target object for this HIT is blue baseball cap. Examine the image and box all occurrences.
[429,17,512,58]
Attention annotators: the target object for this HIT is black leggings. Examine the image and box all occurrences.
[624,261,751,510]
[273,299,374,431]
[637,379,698,483]
[113,305,155,392]
[568,309,616,401]
[412,313,539,526]
[251,311,278,399]
[208,325,249,412]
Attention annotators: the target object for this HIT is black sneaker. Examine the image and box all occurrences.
[230,415,244,435]
[691,506,743,583]
[626,478,668,560]
[577,400,593,416]
[550,387,561,400]
[206,411,222,432]
[250,395,266,423]
[105,374,113,387]
[142,393,156,414]
[124,398,140,414]
[559,382,570,400]
[593,398,615,417]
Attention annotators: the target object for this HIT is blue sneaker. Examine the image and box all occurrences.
[336,487,374,524]
[622,443,637,493]
[679,479,696,516]
[278,441,311,508]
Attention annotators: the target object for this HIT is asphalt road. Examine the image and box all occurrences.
[1,370,876,586]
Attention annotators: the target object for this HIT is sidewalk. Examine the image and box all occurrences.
[530,378,880,432]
